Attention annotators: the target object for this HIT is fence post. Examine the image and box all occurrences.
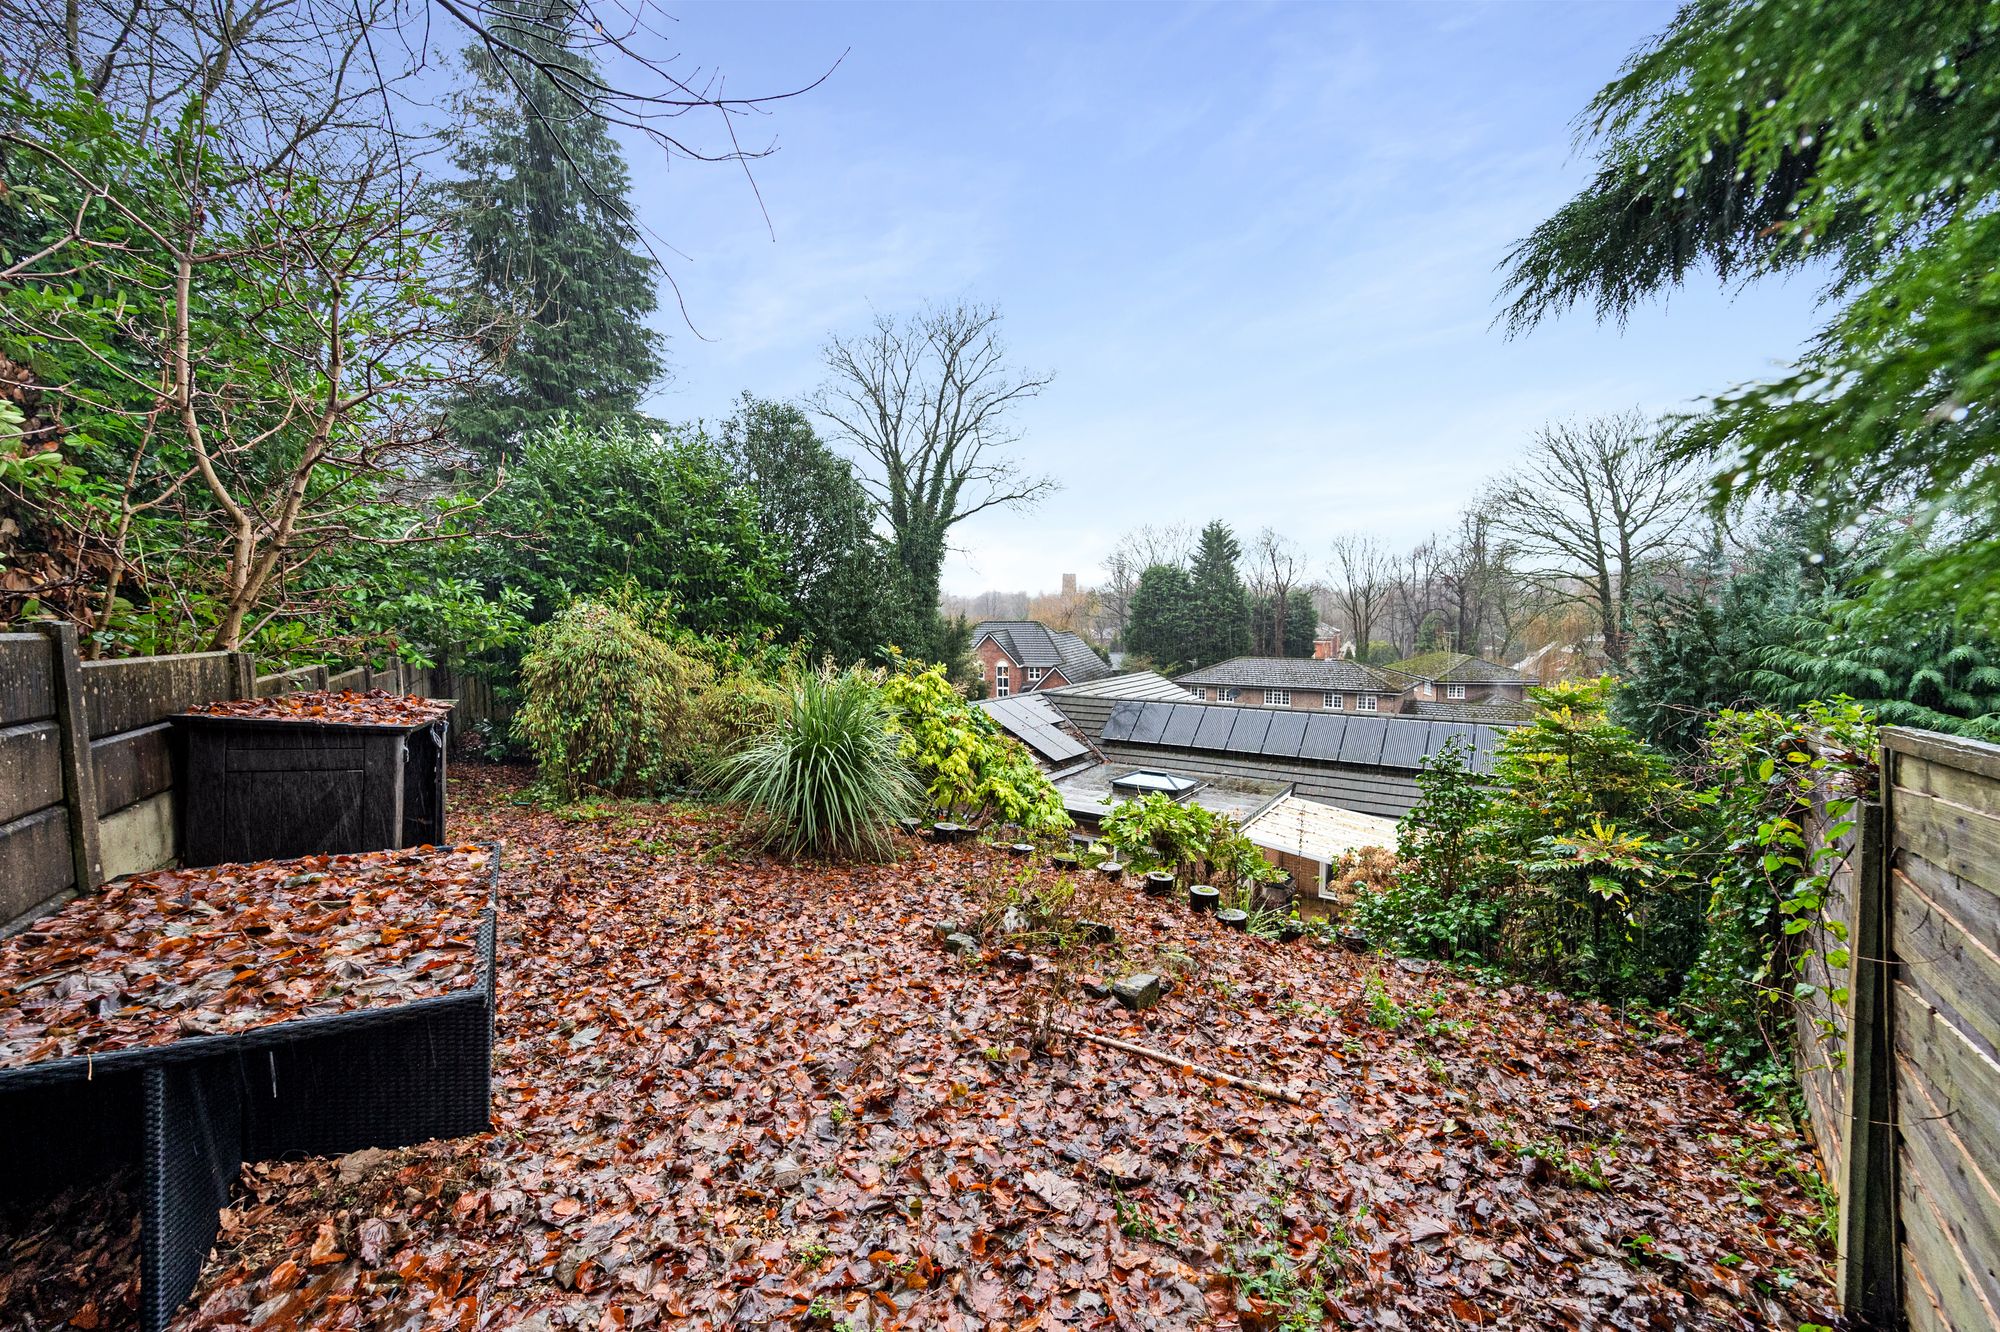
[35,620,104,893]
[1836,794,1897,1323]
[228,651,255,701]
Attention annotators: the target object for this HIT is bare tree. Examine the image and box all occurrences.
[1326,532,1390,659]
[1248,528,1307,656]
[1098,522,1195,644]
[2,0,832,318]
[812,302,1056,618]
[1485,411,1701,665]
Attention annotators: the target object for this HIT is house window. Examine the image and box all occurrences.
[1446,683,1466,700]
[1218,688,1239,702]
[1026,667,1046,685]
[1323,692,1341,710]
[1357,694,1379,712]
[1263,689,1291,707]
[1192,687,1208,701]
[995,664,1009,697]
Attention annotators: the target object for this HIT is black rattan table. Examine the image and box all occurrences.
[0,845,500,1331]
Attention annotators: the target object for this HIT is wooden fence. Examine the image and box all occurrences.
[1794,727,2000,1330]
[0,625,500,934]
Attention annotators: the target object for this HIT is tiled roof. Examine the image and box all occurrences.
[1405,698,1538,724]
[1040,670,1193,702]
[972,621,1115,684]
[1174,657,1400,693]
[1382,651,1534,686]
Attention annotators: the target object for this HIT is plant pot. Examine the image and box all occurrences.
[1277,920,1306,943]
[1081,920,1116,945]
[1097,861,1125,883]
[1216,908,1249,931]
[1188,884,1219,912]
[1008,842,1035,858]
[897,817,923,835]
[1050,854,1080,872]
[1143,871,1176,897]
[931,822,973,844]
[1338,928,1370,953]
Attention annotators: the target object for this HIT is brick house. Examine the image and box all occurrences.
[1379,652,1535,705]
[1172,657,1410,715]
[971,620,1114,696]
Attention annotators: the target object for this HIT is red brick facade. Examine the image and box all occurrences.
[975,639,1069,697]
[1183,683,1407,714]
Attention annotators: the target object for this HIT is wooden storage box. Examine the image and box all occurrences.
[170,691,453,867]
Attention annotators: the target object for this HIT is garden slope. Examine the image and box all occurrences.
[0,767,1833,1330]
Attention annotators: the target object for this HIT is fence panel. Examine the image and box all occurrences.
[1,637,468,933]
[1882,728,2000,1332]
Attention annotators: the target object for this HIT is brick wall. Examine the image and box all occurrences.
[1183,685,1407,715]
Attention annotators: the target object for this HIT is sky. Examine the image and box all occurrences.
[607,1,1827,597]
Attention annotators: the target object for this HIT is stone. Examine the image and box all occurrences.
[1081,920,1115,945]
[1000,949,1034,972]
[929,920,964,944]
[943,932,979,956]
[1112,973,1162,1011]
[1081,974,1111,1000]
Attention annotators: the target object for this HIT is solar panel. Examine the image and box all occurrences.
[981,695,1091,764]
[1423,721,1477,759]
[1379,719,1429,770]
[1338,716,1388,765]
[1262,710,1308,759]
[1101,701,1143,743]
[1229,709,1272,754]
[1469,726,1504,773]
[1299,713,1345,761]
[1159,703,1203,748]
[1129,701,1172,745]
[1191,706,1237,750]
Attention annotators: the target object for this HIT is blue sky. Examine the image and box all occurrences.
[617,1,1825,596]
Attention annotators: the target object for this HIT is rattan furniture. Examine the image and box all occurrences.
[0,849,499,1331]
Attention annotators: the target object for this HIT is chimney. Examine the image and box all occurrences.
[1061,572,1077,596]
[1312,626,1344,661]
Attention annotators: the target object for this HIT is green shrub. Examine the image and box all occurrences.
[878,659,1070,834]
[1354,737,1496,958]
[515,600,711,798]
[713,668,919,861]
[1098,792,1276,893]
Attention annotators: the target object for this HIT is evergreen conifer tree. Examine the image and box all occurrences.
[1186,521,1252,668]
[440,3,666,465]
[1125,564,1196,670]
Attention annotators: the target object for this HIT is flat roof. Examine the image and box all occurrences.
[1052,762,1289,823]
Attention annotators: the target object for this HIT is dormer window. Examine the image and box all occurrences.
[1446,683,1466,700]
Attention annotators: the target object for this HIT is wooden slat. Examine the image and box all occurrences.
[1887,726,2000,784]
[1893,788,2000,897]
[79,652,234,739]
[1894,981,2000,1210]
[0,720,63,825]
[0,806,73,926]
[0,635,54,725]
[91,722,174,817]
[1895,865,2000,1064]
[1896,1053,2000,1319]
[1899,1158,2000,1332]
[1898,752,2000,819]
[1904,1242,1953,1332]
